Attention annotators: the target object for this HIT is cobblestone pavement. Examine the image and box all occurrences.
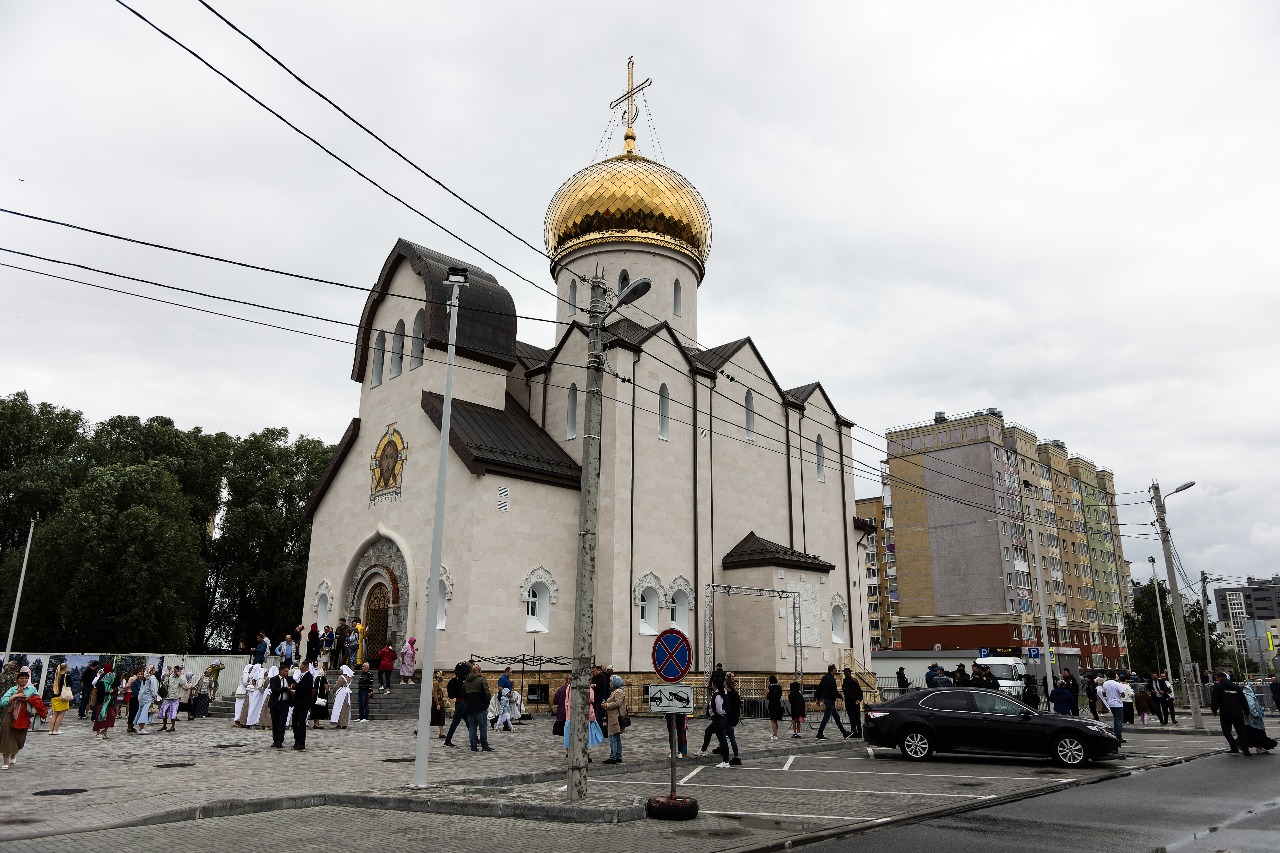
[0,711,1225,849]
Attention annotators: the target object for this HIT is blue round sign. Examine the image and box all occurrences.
[652,629,692,684]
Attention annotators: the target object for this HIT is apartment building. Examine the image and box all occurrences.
[1215,576,1280,658]
[883,409,1132,669]
[854,496,893,649]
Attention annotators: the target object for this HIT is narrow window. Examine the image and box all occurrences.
[371,331,386,387]
[831,604,847,644]
[816,434,826,482]
[640,587,661,634]
[525,582,550,633]
[436,578,448,630]
[744,390,755,441]
[658,383,670,440]
[619,269,630,294]
[568,279,577,316]
[390,319,405,378]
[410,309,425,368]
[566,384,578,439]
[673,279,682,316]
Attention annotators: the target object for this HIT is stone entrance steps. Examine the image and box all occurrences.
[209,681,426,721]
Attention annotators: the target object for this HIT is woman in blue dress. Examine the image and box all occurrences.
[134,665,159,734]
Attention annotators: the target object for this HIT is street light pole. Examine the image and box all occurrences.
[411,267,468,788]
[3,518,35,662]
[566,270,651,801]
[1027,496,1053,691]
[1150,480,1204,731]
[1149,556,1172,679]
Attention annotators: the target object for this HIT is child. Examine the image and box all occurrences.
[496,686,514,732]
[788,681,806,738]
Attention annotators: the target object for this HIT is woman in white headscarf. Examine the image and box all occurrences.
[244,663,267,729]
[234,662,252,727]
[330,665,352,729]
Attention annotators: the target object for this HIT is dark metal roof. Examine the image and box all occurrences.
[352,239,517,383]
[303,418,361,520]
[603,317,661,348]
[421,391,581,489]
[688,338,749,374]
[784,382,821,405]
[514,340,552,370]
[722,531,835,572]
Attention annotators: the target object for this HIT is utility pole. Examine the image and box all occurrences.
[566,270,651,801]
[411,267,468,788]
[1027,494,1053,692]
[1149,557,1172,678]
[3,518,36,662]
[1199,571,1214,678]
[1150,480,1204,731]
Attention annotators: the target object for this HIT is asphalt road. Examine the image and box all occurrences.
[804,750,1280,853]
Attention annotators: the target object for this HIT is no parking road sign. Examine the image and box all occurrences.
[652,628,692,683]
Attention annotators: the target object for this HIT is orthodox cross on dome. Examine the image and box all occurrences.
[609,56,652,155]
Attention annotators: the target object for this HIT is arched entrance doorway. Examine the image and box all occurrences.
[363,581,391,653]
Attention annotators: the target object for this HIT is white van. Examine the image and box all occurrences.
[974,656,1026,696]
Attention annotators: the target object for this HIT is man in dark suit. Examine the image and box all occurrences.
[842,668,864,737]
[815,664,851,740]
[291,667,315,751]
[268,667,291,748]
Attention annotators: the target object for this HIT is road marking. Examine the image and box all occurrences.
[678,765,703,785]
[736,767,1071,782]
[783,756,796,771]
[605,779,995,798]
[704,810,874,821]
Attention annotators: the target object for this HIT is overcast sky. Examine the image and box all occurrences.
[2,1,1277,607]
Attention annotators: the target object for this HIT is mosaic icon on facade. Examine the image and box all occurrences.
[369,424,408,505]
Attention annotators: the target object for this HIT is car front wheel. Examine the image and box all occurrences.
[899,728,934,761]
[1051,734,1088,768]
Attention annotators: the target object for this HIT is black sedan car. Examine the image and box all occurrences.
[864,687,1121,767]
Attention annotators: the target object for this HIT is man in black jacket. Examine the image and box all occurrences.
[268,667,291,748]
[842,668,864,737]
[77,662,100,718]
[816,664,851,740]
[290,667,315,751]
[443,661,469,747]
[591,665,612,736]
[1210,672,1250,755]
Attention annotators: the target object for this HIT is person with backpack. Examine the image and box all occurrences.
[443,662,469,747]
[463,663,493,752]
[1021,675,1040,711]
[722,673,742,766]
[815,663,851,740]
[842,668,864,737]
[346,623,360,669]
[699,669,731,766]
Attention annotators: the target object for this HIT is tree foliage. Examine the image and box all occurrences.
[1125,579,1227,676]
[0,392,332,653]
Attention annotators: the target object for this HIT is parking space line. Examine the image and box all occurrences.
[736,767,1070,782]
[678,765,703,785]
[604,779,996,798]
[783,756,796,771]
[704,810,875,821]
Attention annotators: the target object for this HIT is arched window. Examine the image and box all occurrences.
[669,589,690,631]
[618,269,630,294]
[658,383,670,440]
[831,603,847,644]
[371,331,386,387]
[526,582,550,633]
[568,279,577,316]
[566,384,578,439]
[390,319,405,378]
[410,309,425,369]
[436,578,448,630]
[639,586,661,635]
[744,390,755,441]
[673,279,682,316]
[816,434,826,482]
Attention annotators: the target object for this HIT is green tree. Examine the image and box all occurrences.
[208,428,332,650]
[15,463,205,650]
[1126,579,1226,677]
[0,392,88,553]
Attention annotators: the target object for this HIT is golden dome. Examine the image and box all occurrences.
[545,151,712,275]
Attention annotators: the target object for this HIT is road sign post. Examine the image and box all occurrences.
[646,629,697,820]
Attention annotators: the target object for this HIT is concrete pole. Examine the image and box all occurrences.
[567,273,605,802]
[1149,557,1172,679]
[1150,482,1205,730]
[1199,571,1214,678]
[3,519,36,662]
[411,269,467,788]
[1028,501,1053,695]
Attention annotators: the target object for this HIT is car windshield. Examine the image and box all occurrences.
[985,664,1018,680]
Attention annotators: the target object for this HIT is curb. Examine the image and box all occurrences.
[714,746,1227,853]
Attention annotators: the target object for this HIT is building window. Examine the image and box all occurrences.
[669,589,690,631]
[673,279,682,316]
[831,604,847,644]
[436,578,448,630]
[568,279,577,315]
[566,384,578,439]
[371,331,386,387]
[390,319,405,379]
[526,582,550,633]
[816,434,826,482]
[639,586,661,634]
[744,390,755,441]
[410,309,425,369]
[658,383,670,440]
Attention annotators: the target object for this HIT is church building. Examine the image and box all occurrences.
[301,76,872,678]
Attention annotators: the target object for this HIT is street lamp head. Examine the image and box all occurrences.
[446,267,469,284]
[1170,481,1195,496]
[1148,556,1156,564]
[616,277,651,307]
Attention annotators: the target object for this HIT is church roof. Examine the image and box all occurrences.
[722,531,835,573]
[352,240,518,383]
[784,382,821,404]
[421,391,581,489]
[514,340,552,370]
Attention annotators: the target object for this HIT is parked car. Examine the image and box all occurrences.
[863,687,1122,768]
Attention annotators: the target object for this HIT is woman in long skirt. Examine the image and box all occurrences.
[429,674,446,737]
[91,665,118,740]
[245,664,267,729]
[399,638,417,685]
[329,665,352,729]
[310,666,329,729]
[134,666,158,734]
[563,685,604,756]
[233,663,252,726]
[1,667,48,768]
[190,668,214,719]
[1243,684,1278,754]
